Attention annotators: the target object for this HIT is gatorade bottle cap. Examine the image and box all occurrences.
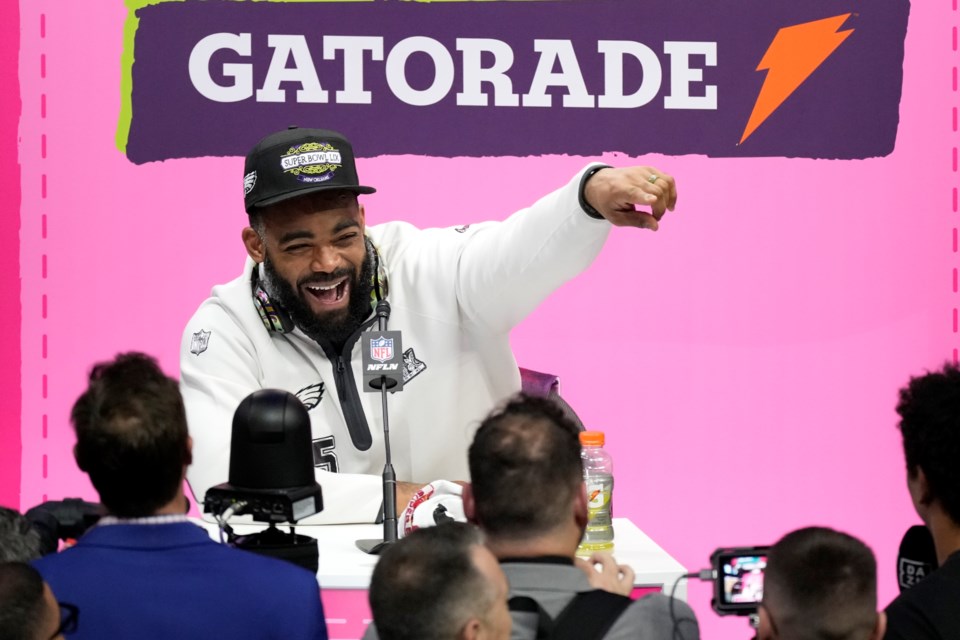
[579,431,605,446]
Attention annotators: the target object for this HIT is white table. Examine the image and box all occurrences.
[199,518,688,639]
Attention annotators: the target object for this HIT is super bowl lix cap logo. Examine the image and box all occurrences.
[281,141,342,184]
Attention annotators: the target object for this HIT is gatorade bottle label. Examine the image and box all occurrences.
[586,482,608,509]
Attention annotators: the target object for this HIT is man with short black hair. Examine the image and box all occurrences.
[883,362,960,639]
[0,562,68,640]
[33,352,328,640]
[181,126,680,524]
[463,394,699,640]
[758,527,884,640]
[368,522,511,640]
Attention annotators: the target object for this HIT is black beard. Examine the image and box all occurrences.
[262,249,375,349]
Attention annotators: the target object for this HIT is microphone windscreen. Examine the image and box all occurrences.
[897,524,937,592]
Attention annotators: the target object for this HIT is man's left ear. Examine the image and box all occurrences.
[184,435,193,467]
[73,444,85,472]
[870,611,887,640]
[908,467,934,509]
[574,485,589,529]
[458,617,482,640]
[242,227,265,264]
[756,606,775,640]
[462,483,477,524]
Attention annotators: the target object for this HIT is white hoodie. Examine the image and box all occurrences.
[180,166,610,524]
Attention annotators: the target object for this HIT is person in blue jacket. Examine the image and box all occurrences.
[34,352,328,640]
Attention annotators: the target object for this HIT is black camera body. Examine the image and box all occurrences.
[25,499,105,555]
[710,546,769,616]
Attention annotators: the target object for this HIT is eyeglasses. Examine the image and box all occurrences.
[50,602,78,638]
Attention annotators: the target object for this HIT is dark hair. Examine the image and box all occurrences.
[0,508,41,563]
[369,523,490,640]
[468,394,582,540]
[0,562,47,640]
[763,527,877,640]
[71,352,190,517]
[896,362,960,524]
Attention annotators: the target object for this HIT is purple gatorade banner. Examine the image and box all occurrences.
[123,0,909,164]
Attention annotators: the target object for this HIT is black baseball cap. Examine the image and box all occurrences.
[243,126,376,213]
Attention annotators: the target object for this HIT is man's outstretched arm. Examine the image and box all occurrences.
[454,163,679,333]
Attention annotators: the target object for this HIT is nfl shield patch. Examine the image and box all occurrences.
[370,336,393,363]
[190,330,211,355]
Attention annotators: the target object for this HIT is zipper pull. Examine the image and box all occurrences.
[335,357,347,401]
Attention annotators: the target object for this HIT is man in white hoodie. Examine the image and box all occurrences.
[180,126,677,524]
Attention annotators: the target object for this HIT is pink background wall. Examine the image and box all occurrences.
[0,0,20,513]
[4,2,955,638]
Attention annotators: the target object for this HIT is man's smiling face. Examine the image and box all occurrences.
[243,189,373,346]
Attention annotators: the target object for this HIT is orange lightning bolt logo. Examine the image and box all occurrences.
[740,14,855,145]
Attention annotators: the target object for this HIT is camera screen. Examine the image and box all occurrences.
[720,554,767,605]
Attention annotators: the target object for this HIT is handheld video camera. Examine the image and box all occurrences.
[25,499,105,555]
[710,546,769,616]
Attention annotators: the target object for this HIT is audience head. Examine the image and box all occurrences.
[0,562,71,640]
[369,522,511,640]
[466,394,584,544]
[0,508,41,562]
[759,527,883,640]
[896,362,960,527]
[70,352,191,517]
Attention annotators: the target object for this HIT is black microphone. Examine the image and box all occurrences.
[897,524,937,592]
[360,304,404,392]
[357,300,405,555]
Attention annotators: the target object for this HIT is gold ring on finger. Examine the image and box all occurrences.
[648,174,658,184]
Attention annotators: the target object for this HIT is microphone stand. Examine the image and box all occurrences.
[357,301,400,555]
